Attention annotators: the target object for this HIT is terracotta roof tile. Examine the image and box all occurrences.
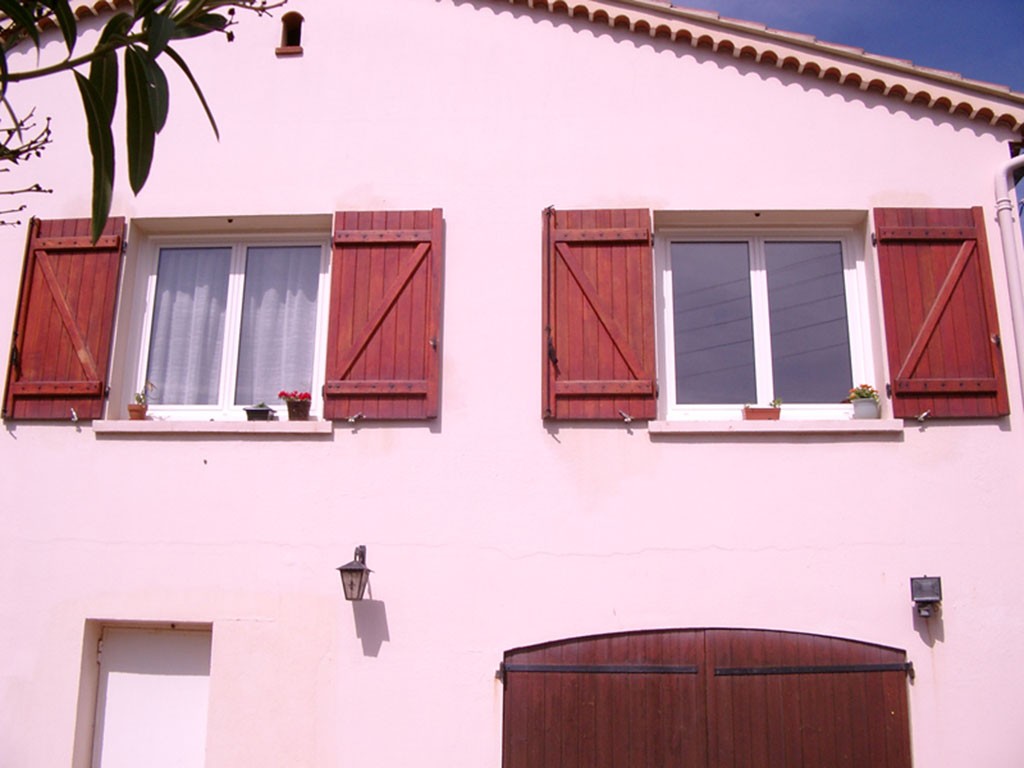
[484,0,1024,133]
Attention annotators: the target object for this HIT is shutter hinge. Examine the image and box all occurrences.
[885,382,892,398]
[991,333,1002,348]
[871,232,877,247]
[546,328,558,366]
[96,638,103,664]
[496,661,507,685]
[121,239,128,254]
[9,342,19,372]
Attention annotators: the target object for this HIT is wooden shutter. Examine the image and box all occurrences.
[543,208,656,420]
[875,207,1008,418]
[324,209,443,420]
[4,217,125,421]
[502,629,911,768]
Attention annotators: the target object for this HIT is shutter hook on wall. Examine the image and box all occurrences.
[347,412,364,424]
[915,410,931,423]
[618,410,632,423]
[69,407,78,422]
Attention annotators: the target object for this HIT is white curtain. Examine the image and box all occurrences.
[146,247,231,404]
[234,246,320,405]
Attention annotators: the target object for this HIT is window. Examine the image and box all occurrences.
[138,237,329,419]
[5,210,446,424]
[276,12,304,56]
[659,229,871,420]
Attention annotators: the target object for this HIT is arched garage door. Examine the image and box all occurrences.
[501,628,911,768]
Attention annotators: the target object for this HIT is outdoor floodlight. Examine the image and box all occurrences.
[910,576,942,618]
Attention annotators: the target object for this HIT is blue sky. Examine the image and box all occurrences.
[680,1,1024,93]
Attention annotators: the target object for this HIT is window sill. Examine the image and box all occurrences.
[92,420,333,435]
[648,419,904,435]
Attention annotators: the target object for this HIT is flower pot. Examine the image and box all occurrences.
[851,398,879,419]
[743,406,780,421]
[244,405,274,421]
[285,400,311,421]
[127,403,148,420]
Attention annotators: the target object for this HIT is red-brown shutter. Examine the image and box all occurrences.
[4,217,125,421]
[323,209,443,420]
[543,208,656,420]
[875,207,1009,418]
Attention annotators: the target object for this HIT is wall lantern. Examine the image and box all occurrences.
[910,575,942,617]
[337,545,371,601]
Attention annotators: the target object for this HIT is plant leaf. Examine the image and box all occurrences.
[163,45,219,140]
[0,49,9,101]
[139,54,169,132]
[145,13,174,58]
[97,11,133,46]
[88,50,118,126]
[38,0,78,55]
[0,0,41,49]
[171,13,228,40]
[124,46,156,195]
[133,0,159,19]
[73,72,115,243]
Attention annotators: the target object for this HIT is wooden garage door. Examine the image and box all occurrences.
[502,629,911,768]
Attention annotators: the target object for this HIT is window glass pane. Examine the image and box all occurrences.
[234,246,320,406]
[765,241,852,403]
[671,242,755,404]
[147,247,231,404]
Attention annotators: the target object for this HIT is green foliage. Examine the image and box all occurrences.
[0,1,283,241]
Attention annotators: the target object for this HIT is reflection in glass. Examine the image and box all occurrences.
[147,247,231,404]
[765,241,851,403]
[671,242,755,404]
[235,246,321,405]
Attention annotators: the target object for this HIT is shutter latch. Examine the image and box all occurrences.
[885,382,892,399]
[546,328,558,367]
[991,333,1001,347]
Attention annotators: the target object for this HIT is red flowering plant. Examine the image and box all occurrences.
[278,390,312,402]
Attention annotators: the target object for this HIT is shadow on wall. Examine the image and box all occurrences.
[912,608,945,649]
[352,600,390,657]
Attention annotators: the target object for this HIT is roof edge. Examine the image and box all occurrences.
[485,0,1024,134]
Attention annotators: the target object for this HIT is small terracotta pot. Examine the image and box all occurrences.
[743,406,780,421]
[127,403,148,420]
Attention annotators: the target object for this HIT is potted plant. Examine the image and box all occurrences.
[127,381,154,420]
[244,402,275,421]
[743,398,782,420]
[845,384,880,419]
[278,390,312,421]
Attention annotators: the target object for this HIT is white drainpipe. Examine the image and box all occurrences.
[994,154,1024,409]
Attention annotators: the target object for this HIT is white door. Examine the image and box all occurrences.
[92,627,212,768]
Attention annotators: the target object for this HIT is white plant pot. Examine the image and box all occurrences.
[852,398,879,419]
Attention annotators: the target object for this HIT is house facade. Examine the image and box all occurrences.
[3,1,1024,766]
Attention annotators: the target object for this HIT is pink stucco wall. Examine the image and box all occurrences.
[2,1,1023,766]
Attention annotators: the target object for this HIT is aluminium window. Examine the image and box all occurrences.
[659,230,872,420]
[137,236,330,419]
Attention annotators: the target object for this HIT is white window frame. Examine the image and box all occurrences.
[133,232,331,421]
[656,227,875,421]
